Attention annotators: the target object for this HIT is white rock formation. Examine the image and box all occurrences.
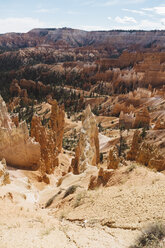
[0,95,40,169]
[71,105,99,174]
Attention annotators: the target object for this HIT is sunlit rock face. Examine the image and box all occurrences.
[71,105,100,174]
[0,95,40,169]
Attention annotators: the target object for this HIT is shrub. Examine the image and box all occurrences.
[63,185,78,199]
[130,222,165,248]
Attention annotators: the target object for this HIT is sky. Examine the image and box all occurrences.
[0,0,165,33]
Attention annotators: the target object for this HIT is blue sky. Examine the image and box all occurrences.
[0,0,165,33]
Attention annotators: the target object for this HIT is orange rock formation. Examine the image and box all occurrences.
[127,130,142,161]
[49,100,65,153]
[127,129,165,171]
[133,107,150,128]
[31,115,58,176]
[31,100,65,178]
[154,119,165,130]
[88,168,114,190]
[107,147,120,169]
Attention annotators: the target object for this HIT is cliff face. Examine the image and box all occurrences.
[1,29,165,50]
[0,95,40,169]
[71,105,99,174]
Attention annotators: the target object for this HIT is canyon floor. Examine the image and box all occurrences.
[1,160,165,248]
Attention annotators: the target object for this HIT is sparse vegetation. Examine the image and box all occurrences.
[141,128,147,139]
[73,191,87,208]
[41,226,55,237]
[130,222,165,248]
[63,185,78,199]
[126,164,137,173]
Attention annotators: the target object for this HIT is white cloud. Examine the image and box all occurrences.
[35,8,50,13]
[67,10,81,15]
[122,8,153,16]
[78,25,109,31]
[143,6,165,15]
[115,16,137,24]
[81,0,96,6]
[102,0,145,6]
[112,18,165,30]
[35,8,59,14]
[125,0,146,3]
[0,17,46,34]
[102,0,119,6]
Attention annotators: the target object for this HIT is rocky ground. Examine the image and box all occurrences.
[1,162,165,248]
